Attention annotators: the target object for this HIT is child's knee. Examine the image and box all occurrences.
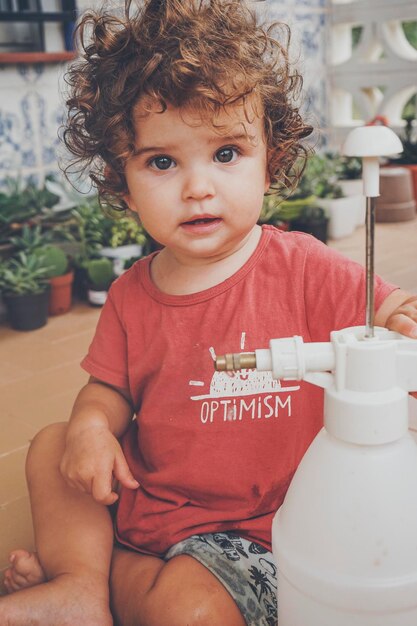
[141,564,245,626]
[26,422,68,477]
[141,592,222,626]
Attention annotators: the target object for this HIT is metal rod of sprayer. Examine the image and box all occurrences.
[365,196,375,338]
[338,127,402,339]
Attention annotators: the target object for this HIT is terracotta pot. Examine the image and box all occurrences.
[48,270,74,316]
[405,164,417,203]
[376,167,416,222]
[383,163,417,204]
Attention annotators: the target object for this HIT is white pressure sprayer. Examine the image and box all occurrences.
[215,126,417,625]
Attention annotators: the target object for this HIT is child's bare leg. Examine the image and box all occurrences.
[0,422,113,626]
[110,548,246,626]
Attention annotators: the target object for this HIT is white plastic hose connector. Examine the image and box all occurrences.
[255,337,334,381]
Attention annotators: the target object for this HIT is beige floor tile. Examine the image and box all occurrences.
[329,218,417,292]
[0,360,32,387]
[54,329,96,362]
[0,412,36,456]
[37,306,100,343]
[0,336,80,378]
[1,363,89,419]
[0,447,29,505]
[17,387,82,431]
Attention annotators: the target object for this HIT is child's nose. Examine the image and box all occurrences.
[181,167,215,201]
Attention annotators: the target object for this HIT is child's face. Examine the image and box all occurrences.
[124,98,270,264]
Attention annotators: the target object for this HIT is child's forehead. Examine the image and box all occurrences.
[133,95,264,137]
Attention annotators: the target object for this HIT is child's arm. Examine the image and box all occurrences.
[375,289,417,338]
[59,377,139,505]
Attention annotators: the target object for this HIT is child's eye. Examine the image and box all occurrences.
[149,156,175,170]
[214,146,240,164]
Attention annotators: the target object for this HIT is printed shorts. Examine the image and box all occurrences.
[165,531,278,626]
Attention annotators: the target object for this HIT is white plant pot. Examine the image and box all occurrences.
[87,288,108,307]
[100,244,143,259]
[99,244,143,276]
[319,196,358,240]
[338,178,363,197]
[337,180,366,226]
[354,195,367,226]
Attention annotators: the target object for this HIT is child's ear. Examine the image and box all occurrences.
[123,194,139,215]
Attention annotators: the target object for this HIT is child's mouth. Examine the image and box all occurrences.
[186,218,215,225]
[182,215,219,225]
[180,215,222,233]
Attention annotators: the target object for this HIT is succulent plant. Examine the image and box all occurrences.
[0,251,49,296]
[0,177,60,244]
[33,245,69,278]
[86,258,114,291]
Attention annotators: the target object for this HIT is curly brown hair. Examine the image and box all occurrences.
[63,0,312,210]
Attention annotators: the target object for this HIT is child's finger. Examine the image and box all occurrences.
[91,472,118,505]
[386,313,417,339]
[113,452,140,490]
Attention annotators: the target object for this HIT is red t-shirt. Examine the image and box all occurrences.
[81,225,396,556]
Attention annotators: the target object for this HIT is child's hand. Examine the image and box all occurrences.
[379,293,417,400]
[384,295,417,339]
[375,290,417,338]
[60,425,139,505]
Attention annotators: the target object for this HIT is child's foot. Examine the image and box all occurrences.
[3,550,46,593]
[0,571,113,626]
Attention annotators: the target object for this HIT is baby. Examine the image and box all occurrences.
[2,1,417,625]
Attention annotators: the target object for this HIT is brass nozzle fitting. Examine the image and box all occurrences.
[215,352,256,371]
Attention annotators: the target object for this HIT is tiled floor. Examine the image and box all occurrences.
[0,217,416,592]
[0,305,100,591]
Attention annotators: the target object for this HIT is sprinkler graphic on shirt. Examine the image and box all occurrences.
[189,332,300,425]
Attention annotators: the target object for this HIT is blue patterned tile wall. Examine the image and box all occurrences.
[0,0,329,186]
[0,62,67,186]
[266,0,328,143]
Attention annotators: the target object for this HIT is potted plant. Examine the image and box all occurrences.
[0,251,50,330]
[333,154,365,226]
[34,245,74,316]
[0,177,60,251]
[85,258,115,307]
[260,158,318,231]
[98,214,148,276]
[334,155,363,195]
[69,196,149,295]
[9,223,73,255]
[289,205,329,244]
[70,198,109,299]
[305,154,360,240]
[260,157,330,242]
[259,192,318,231]
[314,183,355,241]
[9,225,75,316]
